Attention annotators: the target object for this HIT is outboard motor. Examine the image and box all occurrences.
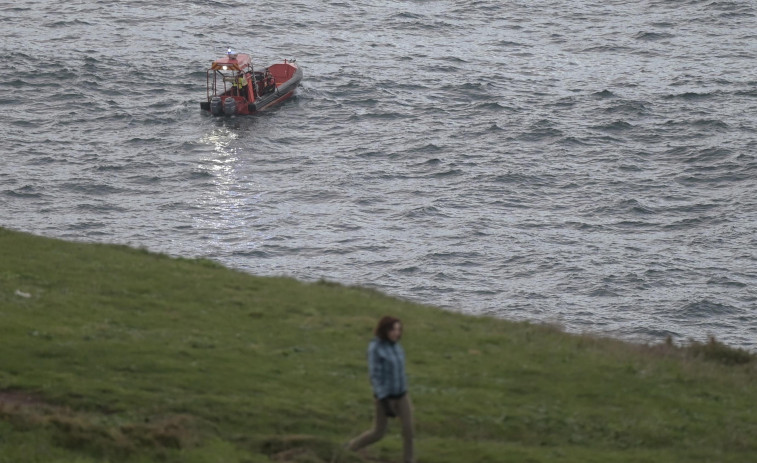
[223,97,237,116]
[210,96,223,116]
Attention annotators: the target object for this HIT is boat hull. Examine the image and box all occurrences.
[200,64,302,116]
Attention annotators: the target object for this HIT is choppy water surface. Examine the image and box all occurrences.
[2,0,756,349]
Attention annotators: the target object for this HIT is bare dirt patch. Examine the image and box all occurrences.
[0,389,48,408]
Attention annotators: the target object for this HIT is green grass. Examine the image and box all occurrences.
[1,226,756,462]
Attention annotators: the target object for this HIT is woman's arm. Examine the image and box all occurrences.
[368,342,388,399]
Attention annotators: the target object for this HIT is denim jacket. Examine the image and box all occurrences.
[367,337,407,400]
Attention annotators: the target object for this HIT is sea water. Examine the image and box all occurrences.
[1,0,755,348]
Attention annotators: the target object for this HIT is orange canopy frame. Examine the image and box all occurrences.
[210,53,252,72]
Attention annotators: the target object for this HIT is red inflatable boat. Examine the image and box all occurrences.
[200,49,302,116]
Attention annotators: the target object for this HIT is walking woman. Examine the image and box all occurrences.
[347,316,415,463]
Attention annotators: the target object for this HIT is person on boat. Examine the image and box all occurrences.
[347,316,415,463]
[233,73,248,96]
[264,69,275,94]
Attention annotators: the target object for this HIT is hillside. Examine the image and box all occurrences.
[1,226,755,463]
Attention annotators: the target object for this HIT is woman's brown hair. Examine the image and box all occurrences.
[374,316,402,341]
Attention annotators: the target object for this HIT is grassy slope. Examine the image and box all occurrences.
[0,226,756,463]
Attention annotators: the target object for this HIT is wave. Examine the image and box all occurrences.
[633,31,675,41]
[603,100,649,116]
[518,120,564,141]
[680,299,739,318]
[706,276,748,288]
[76,203,128,213]
[663,91,719,100]
[591,90,616,99]
[473,101,512,111]
[3,187,44,199]
[591,120,634,132]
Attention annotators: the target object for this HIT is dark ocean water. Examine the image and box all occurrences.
[2,0,756,349]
